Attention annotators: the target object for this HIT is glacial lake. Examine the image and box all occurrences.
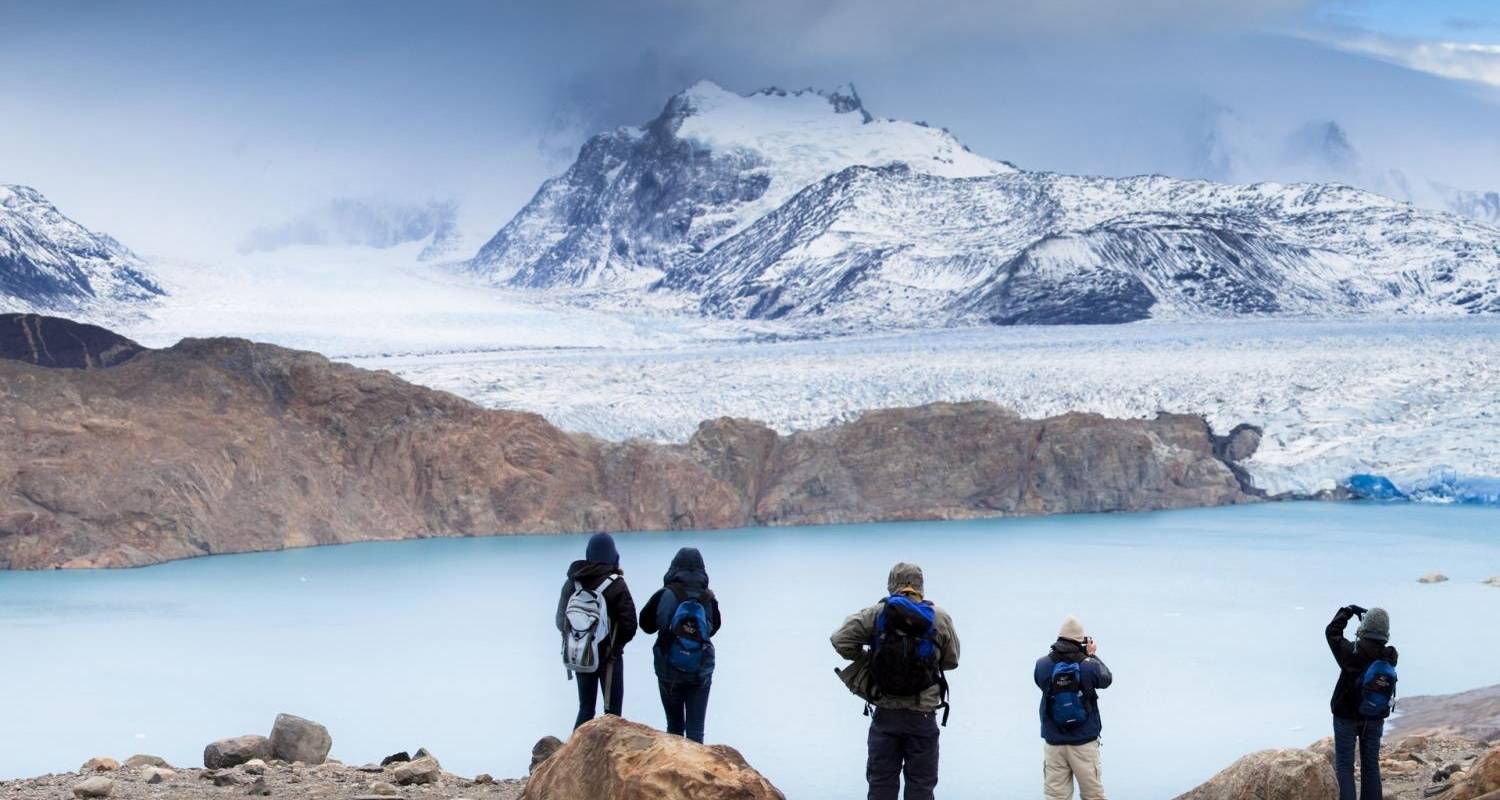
[2,503,1497,799]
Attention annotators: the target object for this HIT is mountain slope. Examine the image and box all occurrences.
[468,81,1011,289]
[474,82,1500,328]
[664,166,1500,326]
[0,185,163,314]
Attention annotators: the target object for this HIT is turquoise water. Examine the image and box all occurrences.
[1,503,1497,798]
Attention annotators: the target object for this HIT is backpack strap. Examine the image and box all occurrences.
[936,671,951,726]
[596,575,617,593]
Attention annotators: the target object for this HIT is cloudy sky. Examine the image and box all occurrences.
[4,0,1499,258]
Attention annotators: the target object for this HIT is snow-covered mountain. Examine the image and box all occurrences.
[468,81,1010,289]
[241,198,464,262]
[471,81,1500,328]
[1,185,163,315]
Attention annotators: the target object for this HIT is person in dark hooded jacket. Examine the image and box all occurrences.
[639,547,722,743]
[556,532,637,729]
[1327,605,1398,800]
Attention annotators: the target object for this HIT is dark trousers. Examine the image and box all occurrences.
[867,708,940,800]
[574,658,624,729]
[658,677,712,743]
[1334,716,1384,800]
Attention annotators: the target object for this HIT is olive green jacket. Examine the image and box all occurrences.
[830,599,960,712]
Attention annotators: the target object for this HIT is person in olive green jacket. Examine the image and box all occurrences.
[831,562,961,800]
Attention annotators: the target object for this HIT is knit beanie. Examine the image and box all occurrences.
[1058,615,1087,643]
[1357,607,1390,643]
[585,532,620,566]
[887,562,925,596]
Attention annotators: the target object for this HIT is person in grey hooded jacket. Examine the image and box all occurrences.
[832,562,960,800]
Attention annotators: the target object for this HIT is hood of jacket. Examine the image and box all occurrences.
[887,562,925,597]
[663,547,709,589]
[1049,637,1087,663]
[567,559,621,589]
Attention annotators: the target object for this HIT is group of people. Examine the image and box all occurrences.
[555,533,1399,800]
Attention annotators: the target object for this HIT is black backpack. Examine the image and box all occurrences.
[869,594,949,724]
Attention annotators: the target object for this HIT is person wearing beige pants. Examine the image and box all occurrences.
[1044,740,1107,800]
[1034,615,1113,800]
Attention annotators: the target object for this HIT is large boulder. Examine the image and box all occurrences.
[269,713,332,764]
[123,754,170,769]
[1174,748,1337,800]
[531,736,563,773]
[1452,745,1500,800]
[71,777,114,798]
[203,734,273,769]
[522,716,784,800]
[392,756,441,786]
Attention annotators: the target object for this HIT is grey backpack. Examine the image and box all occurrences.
[561,575,616,674]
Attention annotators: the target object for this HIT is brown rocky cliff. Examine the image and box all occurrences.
[1,324,1261,570]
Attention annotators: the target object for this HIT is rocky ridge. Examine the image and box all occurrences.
[0,315,1262,570]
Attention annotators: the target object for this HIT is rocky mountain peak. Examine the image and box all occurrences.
[1,183,163,315]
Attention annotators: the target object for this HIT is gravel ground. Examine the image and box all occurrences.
[0,759,525,800]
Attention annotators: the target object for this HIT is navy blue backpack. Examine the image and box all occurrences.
[1047,661,1089,729]
[1359,659,1398,719]
[658,587,715,680]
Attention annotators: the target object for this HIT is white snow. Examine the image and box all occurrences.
[672,82,1011,244]
[120,243,738,357]
[354,317,1500,497]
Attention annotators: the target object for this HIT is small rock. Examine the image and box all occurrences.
[213,770,244,787]
[473,774,494,785]
[356,763,385,773]
[205,735,273,769]
[1419,572,1450,584]
[392,756,440,786]
[1399,735,1431,753]
[72,777,113,798]
[413,748,434,761]
[124,755,170,769]
[368,781,400,796]
[80,757,119,773]
[244,777,271,796]
[380,752,411,767]
[242,758,268,775]
[530,736,563,773]
[269,713,333,765]
[141,767,175,784]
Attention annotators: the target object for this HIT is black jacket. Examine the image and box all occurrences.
[1326,607,1398,720]
[556,560,637,661]
[639,548,722,651]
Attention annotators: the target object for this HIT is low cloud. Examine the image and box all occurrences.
[1324,32,1500,89]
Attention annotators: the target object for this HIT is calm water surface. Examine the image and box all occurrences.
[2,503,1497,798]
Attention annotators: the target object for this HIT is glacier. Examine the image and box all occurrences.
[354,317,1500,500]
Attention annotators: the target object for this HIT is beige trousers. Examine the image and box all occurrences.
[1043,740,1107,800]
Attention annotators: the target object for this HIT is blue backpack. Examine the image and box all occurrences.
[659,587,715,680]
[1359,660,1398,719]
[870,595,950,725]
[1047,661,1089,729]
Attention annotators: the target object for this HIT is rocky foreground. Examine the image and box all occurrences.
[1177,684,1500,799]
[0,314,1263,569]
[0,715,780,800]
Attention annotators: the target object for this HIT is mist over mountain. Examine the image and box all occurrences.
[240,199,463,262]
